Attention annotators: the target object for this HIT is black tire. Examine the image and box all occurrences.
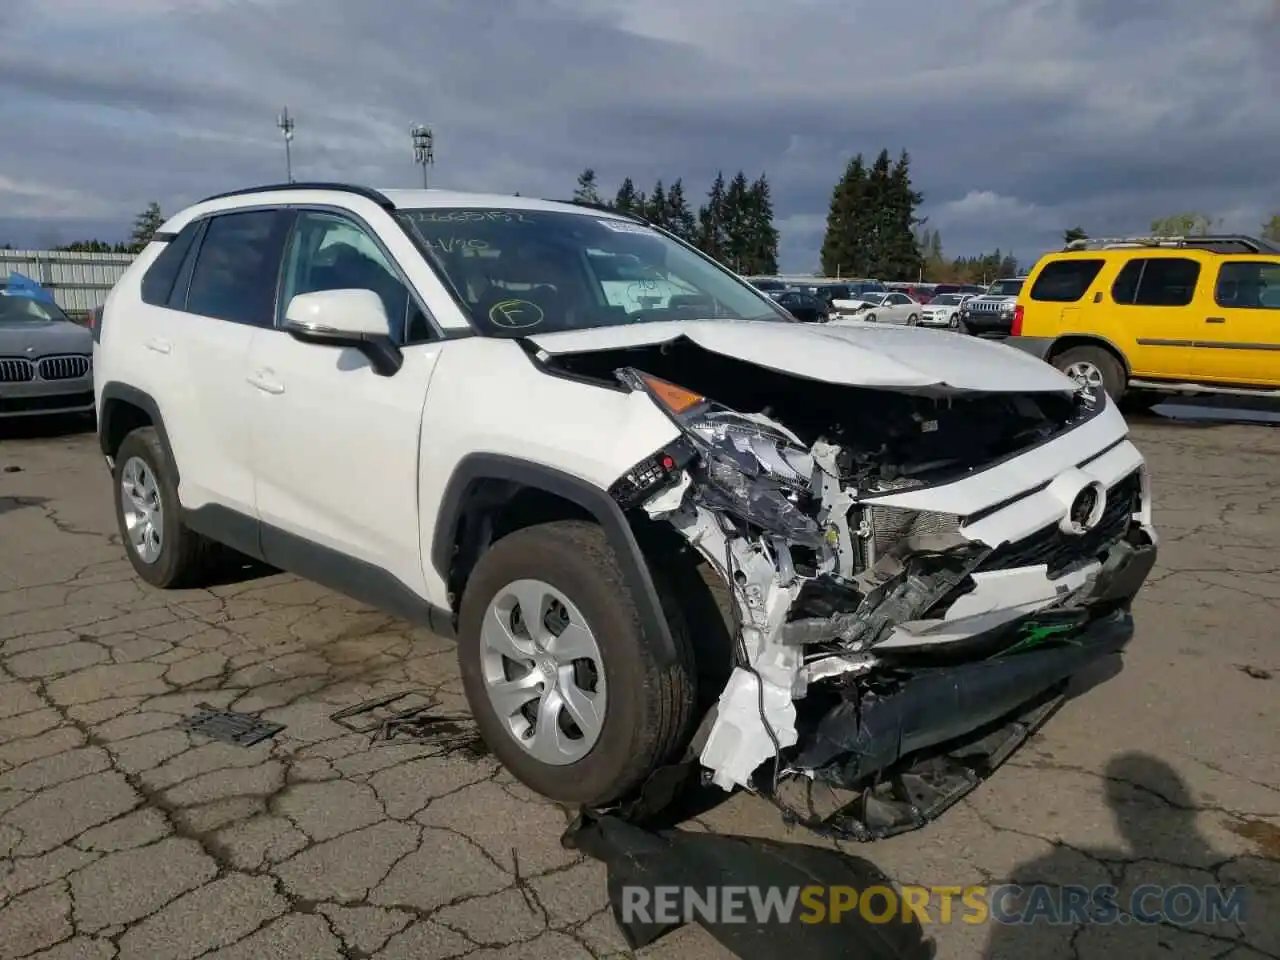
[112,427,217,588]
[865,313,877,323]
[457,520,697,806]
[1050,345,1126,402]
[907,313,920,326]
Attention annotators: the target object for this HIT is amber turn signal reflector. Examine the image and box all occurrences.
[642,374,704,413]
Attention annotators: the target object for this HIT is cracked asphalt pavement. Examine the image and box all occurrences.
[1,412,1278,960]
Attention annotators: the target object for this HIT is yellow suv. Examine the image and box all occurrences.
[1006,235,1280,409]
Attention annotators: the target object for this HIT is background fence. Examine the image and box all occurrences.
[1,249,135,320]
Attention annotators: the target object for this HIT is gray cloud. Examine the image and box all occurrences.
[1,0,1276,270]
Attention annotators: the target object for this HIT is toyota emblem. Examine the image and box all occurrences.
[1064,484,1106,535]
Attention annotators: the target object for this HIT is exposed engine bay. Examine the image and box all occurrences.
[540,336,1158,839]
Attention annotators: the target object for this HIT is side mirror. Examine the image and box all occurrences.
[283,289,403,377]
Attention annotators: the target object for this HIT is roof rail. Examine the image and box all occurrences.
[557,199,649,224]
[196,182,396,210]
[1064,234,1279,254]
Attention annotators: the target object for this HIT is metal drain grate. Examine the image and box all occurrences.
[179,704,285,746]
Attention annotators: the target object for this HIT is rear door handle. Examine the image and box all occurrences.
[246,370,285,395]
[144,338,171,354]
[1205,317,1226,324]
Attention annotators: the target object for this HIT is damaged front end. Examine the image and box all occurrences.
[556,340,1157,839]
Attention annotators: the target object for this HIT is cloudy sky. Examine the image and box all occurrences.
[2,0,1277,271]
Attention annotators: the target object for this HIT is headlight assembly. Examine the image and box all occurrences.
[618,369,824,546]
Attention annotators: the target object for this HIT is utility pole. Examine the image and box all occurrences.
[411,124,434,189]
[277,107,295,183]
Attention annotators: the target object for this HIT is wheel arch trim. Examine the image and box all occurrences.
[98,382,180,484]
[1048,334,1132,376]
[431,453,679,666]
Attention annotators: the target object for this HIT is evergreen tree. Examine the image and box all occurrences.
[1063,226,1088,245]
[573,168,603,205]
[722,171,754,271]
[820,154,870,277]
[696,172,729,263]
[743,174,779,274]
[864,150,922,281]
[998,253,1020,277]
[128,202,165,253]
[613,177,640,214]
[664,179,697,241]
[646,180,668,230]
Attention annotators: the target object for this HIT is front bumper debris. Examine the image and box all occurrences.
[786,607,1137,840]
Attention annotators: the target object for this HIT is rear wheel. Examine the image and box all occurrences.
[1052,345,1126,402]
[907,313,920,326]
[113,427,218,588]
[457,520,696,806]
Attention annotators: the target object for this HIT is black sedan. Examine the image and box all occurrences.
[774,290,830,323]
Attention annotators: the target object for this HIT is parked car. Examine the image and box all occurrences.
[956,277,1026,337]
[888,283,935,304]
[1006,234,1280,410]
[747,277,790,295]
[93,183,1156,839]
[0,285,95,419]
[919,293,971,328]
[829,290,921,325]
[931,283,984,297]
[774,290,830,323]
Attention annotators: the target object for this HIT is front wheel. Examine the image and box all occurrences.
[1051,345,1126,402]
[457,520,696,806]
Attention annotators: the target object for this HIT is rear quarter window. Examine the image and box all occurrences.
[1029,259,1105,302]
[140,222,201,307]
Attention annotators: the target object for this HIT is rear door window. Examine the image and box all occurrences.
[185,210,293,326]
[1134,258,1200,307]
[1215,261,1280,310]
[1030,259,1104,302]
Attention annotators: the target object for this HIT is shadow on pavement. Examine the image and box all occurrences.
[0,412,97,442]
[984,753,1264,958]
[0,494,49,517]
[564,812,935,959]
[1132,396,1280,429]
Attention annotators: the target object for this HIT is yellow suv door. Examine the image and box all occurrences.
[1194,258,1280,387]
[1108,254,1205,381]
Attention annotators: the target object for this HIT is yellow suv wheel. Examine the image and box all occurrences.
[1051,345,1126,401]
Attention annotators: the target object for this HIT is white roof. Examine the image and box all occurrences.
[162,185,623,233]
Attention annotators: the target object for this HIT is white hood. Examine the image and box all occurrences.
[526,319,1077,394]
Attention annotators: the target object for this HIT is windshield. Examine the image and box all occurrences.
[0,293,70,324]
[932,294,964,305]
[396,207,790,334]
[987,279,1024,297]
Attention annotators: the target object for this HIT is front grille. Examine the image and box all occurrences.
[36,355,91,380]
[966,299,1010,314]
[0,358,35,383]
[977,470,1142,576]
[865,477,962,562]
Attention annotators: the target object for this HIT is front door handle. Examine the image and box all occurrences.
[144,338,171,354]
[246,370,285,395]
[1205,317,1226,324]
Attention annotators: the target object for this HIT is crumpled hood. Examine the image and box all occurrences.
[527,319,1077,394]
[0,319,92,357]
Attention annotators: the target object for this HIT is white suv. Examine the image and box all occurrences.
[94,184,1157,837]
